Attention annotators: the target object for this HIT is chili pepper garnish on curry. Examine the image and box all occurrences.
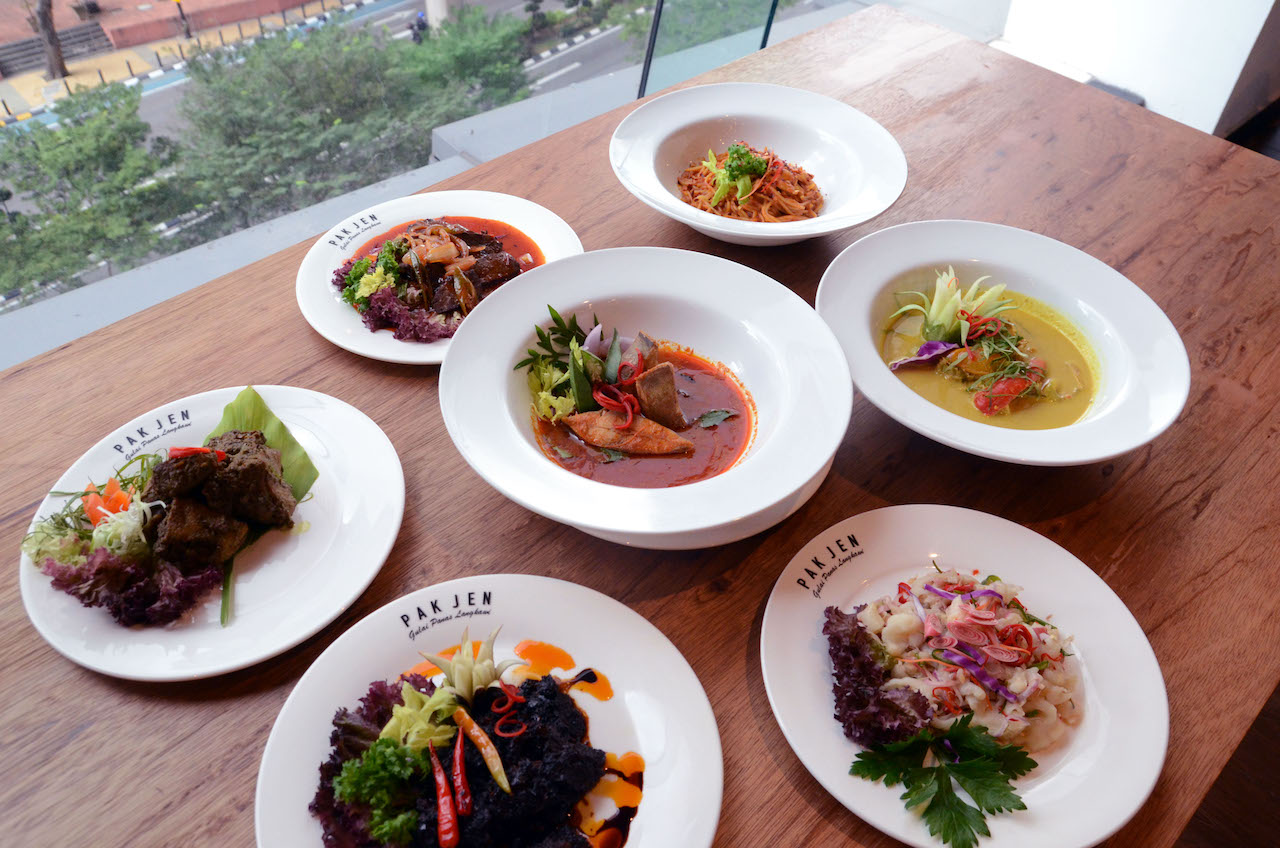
[516,306,755,488]
[310,628,644,848]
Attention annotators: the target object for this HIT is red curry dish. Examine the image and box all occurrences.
[518,308,755,488]
[332,217,544,342]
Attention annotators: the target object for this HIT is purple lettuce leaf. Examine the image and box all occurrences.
[823,605,932,747]
[41,548,222,627]
[361,287,461,343]
[332,258,356,292]
[888,340,959,371]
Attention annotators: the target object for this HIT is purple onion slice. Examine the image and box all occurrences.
[888,340,959,371]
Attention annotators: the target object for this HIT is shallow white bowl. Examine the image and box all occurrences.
[438,247,852,549]
[296,190,584,364]
[816,220,1191,465]
[609,83,907,246]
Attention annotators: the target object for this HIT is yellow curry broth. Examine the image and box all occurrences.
[882,292,1096,430]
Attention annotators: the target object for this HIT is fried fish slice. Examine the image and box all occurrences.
[634,361,687,430]
[564,410,694,455]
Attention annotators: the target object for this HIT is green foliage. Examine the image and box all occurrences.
[848,715,1036,848]
[617,0,800,61]
[0,83,181,300]
[177,10,528,242]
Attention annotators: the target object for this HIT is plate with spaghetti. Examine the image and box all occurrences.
[610,83,906,246]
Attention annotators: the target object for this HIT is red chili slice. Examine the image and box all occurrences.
[168,446,228,461]
[493,711,527,738]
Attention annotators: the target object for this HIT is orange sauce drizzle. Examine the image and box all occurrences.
[514,640,614,700]
[400,640,482,679]
[576,759,645,839]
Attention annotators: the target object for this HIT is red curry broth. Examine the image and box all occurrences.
[349,216,545,271]
[535,347,754,489]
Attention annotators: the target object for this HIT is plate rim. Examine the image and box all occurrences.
[254,572,725,848]
[17,384,405,682]
[759,503,1170,848]
[295,190,585,365]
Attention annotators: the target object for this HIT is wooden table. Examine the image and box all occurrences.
[3,5,1278,846]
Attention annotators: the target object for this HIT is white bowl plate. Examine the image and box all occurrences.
[761,505,1168,848]
[296,191,584,364]
[255,574,723,847]
[438,246,852,549]
[18,385,404,681]
[816,220,1191,465]
[610,83,907,246]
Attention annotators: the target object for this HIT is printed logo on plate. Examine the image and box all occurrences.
[326,212,384,251]
[795,530,864,599]
[399,589,495,642]
[113,406,195,460]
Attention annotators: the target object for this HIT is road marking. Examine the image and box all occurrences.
[523,58,535,67]
[148,69,165,78]
[15,112,32,120]
[124,78,140,87]
[392,29,413,39]
[531,61,582,89]
[344,3,357,9]
[589,27,600,36]
[556,42,569,50]
[524,24,623,72]
[573,34,584,43]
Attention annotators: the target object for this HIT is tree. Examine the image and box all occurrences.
[616,0,798,61]
[34,0,69,79]
[0,84,181,299]
[176,10,528,241]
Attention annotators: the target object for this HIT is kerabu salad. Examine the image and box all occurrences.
[824,566,1082,848]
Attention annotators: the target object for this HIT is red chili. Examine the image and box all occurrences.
[428,744,459,848]
[933,686,964,715]
[897,582,913,604]
[592,384,640,429]
[168,446,228,461]
[998,624,1035,653]
[451,730,472,816]
[616,352,645,386]
[493,711,527,738]
[974,376,1032,416]
[491,680,526,714]
[941,583,974,594]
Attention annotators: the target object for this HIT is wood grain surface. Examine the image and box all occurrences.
[3,6,1279,847]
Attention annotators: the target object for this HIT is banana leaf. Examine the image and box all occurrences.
[206,386,318,500]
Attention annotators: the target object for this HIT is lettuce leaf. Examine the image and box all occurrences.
[206,386,318,500]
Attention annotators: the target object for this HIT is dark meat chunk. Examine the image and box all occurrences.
[430,253,522,313]
[140,452,217,503]
[635,361,687,430]
[201,430,298,528]
[153,496,249,567]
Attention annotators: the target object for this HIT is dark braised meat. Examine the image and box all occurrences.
[202,430,297,528]
[153,496,249,568]
[140,451,218,503]
[430,252,522,313]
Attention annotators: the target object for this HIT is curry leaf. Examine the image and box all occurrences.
[599,448,626,463]
[697,409,738,428]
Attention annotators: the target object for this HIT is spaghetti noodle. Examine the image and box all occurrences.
[677,142,824,222]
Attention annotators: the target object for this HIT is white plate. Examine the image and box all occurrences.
[18,385,404,682]
[610,83,907,246]
[816,220,1191,465]
[296,191,584,364]
[255,573,723,847]
[761,505,1168,848]
[438,246,852,549]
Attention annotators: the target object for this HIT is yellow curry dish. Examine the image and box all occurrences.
[881,267,1097,430]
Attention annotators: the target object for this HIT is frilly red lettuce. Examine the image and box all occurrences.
[823,605,932,747]
[362,287,461,342]
[41,548,223,627]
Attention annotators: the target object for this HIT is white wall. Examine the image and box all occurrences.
[1004,0,1277,134]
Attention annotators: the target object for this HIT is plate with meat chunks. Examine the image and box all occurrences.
[18,385,405,681]
[296,191,584,365]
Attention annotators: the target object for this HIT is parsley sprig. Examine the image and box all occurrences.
[850,714,1036,848]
